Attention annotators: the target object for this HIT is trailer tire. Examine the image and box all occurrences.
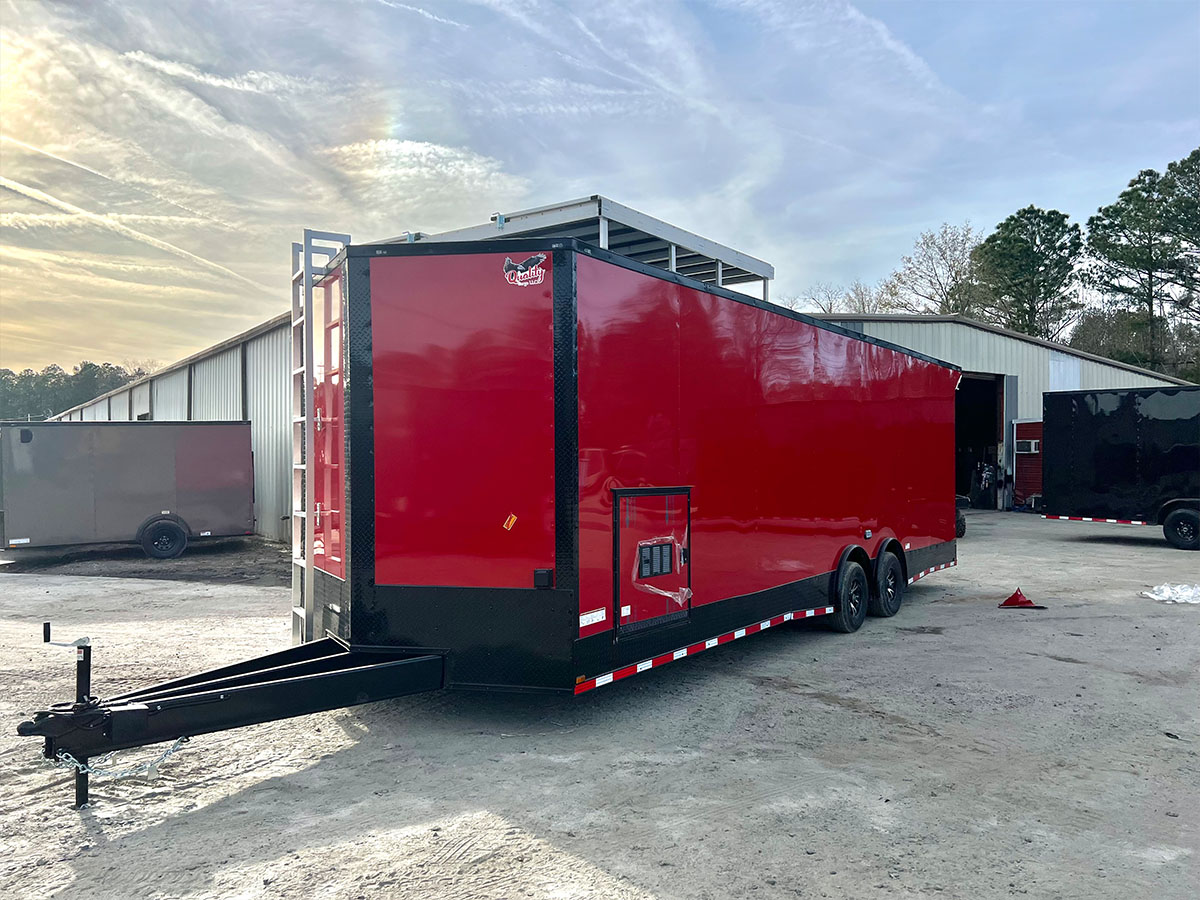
[868,552,905,617]
[828,560,869,633]
[1163,509,1199,551]
[142,520,188,559]
[955,510,967,538]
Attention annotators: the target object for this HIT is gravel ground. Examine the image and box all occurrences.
[0,510,1196,899]
[0,536,291,587]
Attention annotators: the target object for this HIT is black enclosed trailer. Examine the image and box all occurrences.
[1041,386,1200,550]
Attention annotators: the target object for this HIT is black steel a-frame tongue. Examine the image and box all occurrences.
[18,638,443,807]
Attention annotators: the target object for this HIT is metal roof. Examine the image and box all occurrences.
[384,195,774,289]
[49,312,291,420]
[817,314,1193,386]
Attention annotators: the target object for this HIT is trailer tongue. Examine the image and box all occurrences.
[19,639,443,807]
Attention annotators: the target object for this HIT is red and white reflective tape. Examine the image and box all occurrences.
[1042,514,1149,526]
[574,606,835,694]
[907,559,957,585]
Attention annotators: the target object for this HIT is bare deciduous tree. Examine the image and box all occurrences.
[879,222,989,317]
[843,279,885,314]
[802,282,846,314]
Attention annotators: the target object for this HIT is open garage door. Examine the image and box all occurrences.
[956,373,1003,509]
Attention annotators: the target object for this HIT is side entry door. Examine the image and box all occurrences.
[614,488,691,632]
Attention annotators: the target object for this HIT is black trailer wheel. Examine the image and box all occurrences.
[828,560,869,633]
[1163,509,1200,551]
[142,520,188,559]
[868,552,905,617]
[955,510,967,538]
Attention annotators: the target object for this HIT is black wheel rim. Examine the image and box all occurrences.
[1178,520,1197,542]
[885,571,897,603]
[848,579,863,617]
[153,530,175,552]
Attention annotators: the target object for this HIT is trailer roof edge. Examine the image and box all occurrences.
[378,194,775,283]
[345,237,960,372]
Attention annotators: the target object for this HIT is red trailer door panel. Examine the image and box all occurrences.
[369,253,556,588]
[615,490,691,630]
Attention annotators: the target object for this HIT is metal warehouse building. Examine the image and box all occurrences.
[819,314,1190,509]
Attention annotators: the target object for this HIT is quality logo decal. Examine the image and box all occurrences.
[503,253,547,287]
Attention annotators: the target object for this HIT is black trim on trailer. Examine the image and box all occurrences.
[358,585,577,691]
[345,255,374,642]
[552,250,580,596]
[572,537,957,680]
[904,541,957,580]
[330,239,960,373]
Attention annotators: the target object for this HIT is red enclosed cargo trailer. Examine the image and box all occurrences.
[20,237,960,805]
[304,238,959,691]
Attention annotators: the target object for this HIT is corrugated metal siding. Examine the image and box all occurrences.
[110,390,131,421]
[245,325,290,542]
[1078,362,1175,393]
[131,382,151,419]
[152,368,189,420]
[191,346,243,420]
[82,399,107,421]
[853,321,1176,419]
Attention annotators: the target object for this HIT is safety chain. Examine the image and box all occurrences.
[48,736,191,780]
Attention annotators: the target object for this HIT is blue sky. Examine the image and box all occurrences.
[1,0,1197,369]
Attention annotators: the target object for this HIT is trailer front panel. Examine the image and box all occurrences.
[306,239,959,694]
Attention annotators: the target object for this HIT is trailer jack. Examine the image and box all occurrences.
[18,633,444,808]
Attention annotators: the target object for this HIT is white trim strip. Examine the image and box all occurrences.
[575,605,836,694]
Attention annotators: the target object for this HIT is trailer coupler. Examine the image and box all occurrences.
[18,637,444,808]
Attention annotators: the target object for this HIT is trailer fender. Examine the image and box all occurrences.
[874,537,908,583]
[135,512,192,542]
[1155,498,1200,525]
[832,544,872,595]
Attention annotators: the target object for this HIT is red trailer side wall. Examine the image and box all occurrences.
[575,256,957,638]
[1014,421,1043,505]
[369,253,557,588]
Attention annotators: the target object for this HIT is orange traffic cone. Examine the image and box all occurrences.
[999,588,1046,610]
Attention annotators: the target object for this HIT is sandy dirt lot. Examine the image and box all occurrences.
[1,511,1197,899]
[0,537,291,587]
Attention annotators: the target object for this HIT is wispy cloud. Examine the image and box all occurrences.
[0,135,233,226]
[1,0,1195,371]
[0,175,274,293]
[0,211,205,229]
[370,0,468,28]
[121,51,316,95]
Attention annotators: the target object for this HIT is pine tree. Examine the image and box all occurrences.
[1085,169,1182,369]
[972,206,1083,340]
